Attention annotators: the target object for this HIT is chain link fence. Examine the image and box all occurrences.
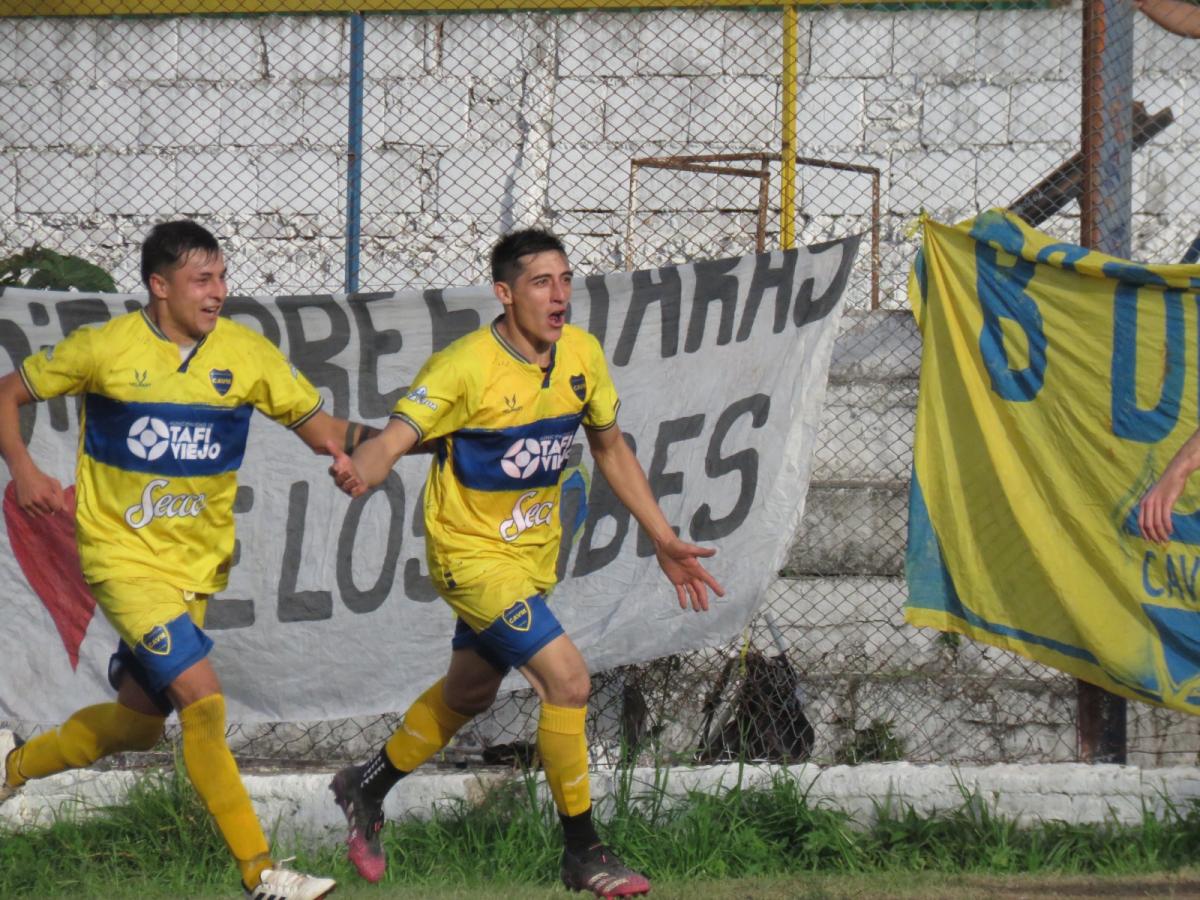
[3,1,1200,770]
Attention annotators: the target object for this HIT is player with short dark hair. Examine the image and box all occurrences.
[0,220,375,900]
[326,227,724,897]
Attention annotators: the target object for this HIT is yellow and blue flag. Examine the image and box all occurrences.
[907,209,1200,713]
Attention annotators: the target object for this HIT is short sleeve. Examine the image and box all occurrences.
[582,334,620,431]
[245,335,323,429]
[390,349,470,442]
[20,326,97,401]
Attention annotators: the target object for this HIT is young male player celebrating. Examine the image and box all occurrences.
[0,221,362,900]
[326,228,724,897]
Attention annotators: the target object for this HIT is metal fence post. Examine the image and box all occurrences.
[345,11,366,295]
[1078,0,1134,764]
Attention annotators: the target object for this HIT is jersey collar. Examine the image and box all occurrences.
[140,307,208,372]
[490,316,557,386]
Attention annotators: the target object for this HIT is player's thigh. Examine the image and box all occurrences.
[520,633,589,707]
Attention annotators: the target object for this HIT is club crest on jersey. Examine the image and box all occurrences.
[140,625,172,656]
[209,369,233,396]
[501,599,532,632]
[570,374,586,401]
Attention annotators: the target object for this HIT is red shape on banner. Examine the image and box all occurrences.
[3,482,95,669]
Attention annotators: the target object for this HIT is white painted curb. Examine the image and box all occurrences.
[4,728,1199,851]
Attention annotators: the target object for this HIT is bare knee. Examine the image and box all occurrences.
[544,669,590,709]
[443,678,499,718]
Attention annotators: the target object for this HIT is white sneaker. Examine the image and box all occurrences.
[245,860,336,900]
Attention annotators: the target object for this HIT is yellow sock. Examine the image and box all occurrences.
[178,695,271,889]
[7,703,164,786]
[537,703,591,817]
[384,679,472,772]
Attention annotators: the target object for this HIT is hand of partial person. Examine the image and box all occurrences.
[654,535,725,612]
[15,468,65,517]
[1139,468,1187,544]
[325,439,367,497]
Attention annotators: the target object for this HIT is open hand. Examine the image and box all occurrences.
[655,536,725,612]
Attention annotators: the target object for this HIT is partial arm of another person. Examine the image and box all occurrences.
[585,423,725,612]
[1136,0,1200,37]
[0,371,64,516]
[325,417,422,497]
[1139,427,1200,543]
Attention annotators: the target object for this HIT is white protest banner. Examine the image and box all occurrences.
[0,238,856,723]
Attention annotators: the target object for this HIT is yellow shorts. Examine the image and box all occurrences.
[90,579,209,650]
[430,554,553,634]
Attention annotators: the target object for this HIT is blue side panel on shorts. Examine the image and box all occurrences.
[112,611,215,697]
[451,593,565,674]
[451,411,584,491]
[83,394,252,476]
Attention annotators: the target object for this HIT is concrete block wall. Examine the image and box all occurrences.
[1,5,1197,297]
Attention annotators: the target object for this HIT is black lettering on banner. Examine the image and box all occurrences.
[403,483,439,602]
[572,433,637,577]
[613,268,681,366]
[225,295,283,347]
[207,485,256,629]
[584,274,610,348]
[350,292,406,418]
[425,289,481,354]
[685,257,740,352]
[51,298,110,433]
[793,235,861,327]
[337,472,405,614]
[278,481,333,622]
[278,295,351,418]
[638,414,705,558]
[737,251,797,342]
[0,317,34,443]
[691,393,769,540]
[123,299,142,314]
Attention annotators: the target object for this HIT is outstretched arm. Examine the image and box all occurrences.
[294,411,381,456]
[1140,428,1200,543]
[0,371,64,516]
[326,417,422,497]
[1136,0,1200,37]
[585,424,725,612]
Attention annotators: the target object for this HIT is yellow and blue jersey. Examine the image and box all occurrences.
[20,309,322,593]
[392,319,619,593]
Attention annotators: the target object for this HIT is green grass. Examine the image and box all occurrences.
[5,765,1200,898]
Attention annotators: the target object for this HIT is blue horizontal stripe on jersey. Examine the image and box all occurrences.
[452,411,584,492]
[83,393,252,477]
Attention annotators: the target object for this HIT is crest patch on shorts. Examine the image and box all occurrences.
[140,624,172,656]
[501,599,532,632]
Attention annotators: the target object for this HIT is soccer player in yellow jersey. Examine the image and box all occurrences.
[326,228,725,897]
[0,221,366,900]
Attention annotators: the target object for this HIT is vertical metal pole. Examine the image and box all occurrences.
[780,6,798,250]
[1078,0,1133,764]
[345,12,366,295]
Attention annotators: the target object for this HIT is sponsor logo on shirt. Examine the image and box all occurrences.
[500,433,574,480]
[127,416,222,463]
[124,478,208,529]
[406,385,438,410]
[132,370,150,389]
[209,368,233,396]
[499,489,554,542]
